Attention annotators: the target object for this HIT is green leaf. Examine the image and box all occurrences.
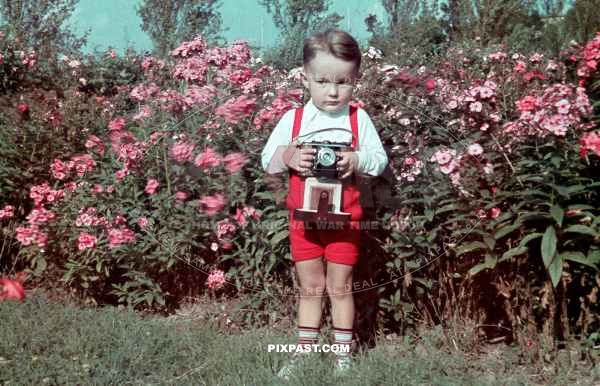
[519,232,543,247]
[494,223,521,240]
[483,236,496,250]
[454,241,489,256]
[517,212,552,224]
[270,230,289,248]
[550,205,564,228]
[468,255,497,276]
[563,225,598,237]
[560,251,598,271]
[547,253,563,288]
[541,226,557,269]
[34,257,47,275]
[424,209,434,222]
[499,246,528,262]
[547,183,570,197]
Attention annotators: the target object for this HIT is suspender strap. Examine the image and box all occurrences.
[291,108,303,141]
[349,106,358,149]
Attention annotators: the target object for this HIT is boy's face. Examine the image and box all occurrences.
[302,50,358,113]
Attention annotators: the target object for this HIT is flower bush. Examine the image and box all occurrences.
[2,32,599,346]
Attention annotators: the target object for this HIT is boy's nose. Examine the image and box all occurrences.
[327,83,338,96]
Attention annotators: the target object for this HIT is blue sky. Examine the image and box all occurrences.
[70,0,387,53]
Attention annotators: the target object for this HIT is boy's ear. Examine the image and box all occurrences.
[301,69,309,89]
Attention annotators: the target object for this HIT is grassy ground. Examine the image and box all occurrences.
[1,292,599,386]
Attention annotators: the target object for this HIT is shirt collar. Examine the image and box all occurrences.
[304,98,349,122]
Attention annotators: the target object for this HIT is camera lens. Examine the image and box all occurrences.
[317,147,336,167]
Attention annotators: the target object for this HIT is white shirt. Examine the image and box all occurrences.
[261,99,388,176]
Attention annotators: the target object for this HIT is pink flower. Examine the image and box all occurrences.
[137,217,149,228]
[216,219,237,239]
[26,207,56,226]
[579,131,600,158]
[107,227,136,249]
[50,158,70,180]
[467,143,483,156]
[145,179,159,194]
[0,205,15,220]
[228,68,253,85]
[555,99,571,115]
[85,135,105,157]
[175,191,189,201]
[234,206,260,227]
[70,154,96,177]
[223,153,248,174]
[479,87,494,99]
[469,101,483,113]
[194,147,222,169]
[115,168,130,180]
[476,209,487,219]
[171,37,207,58]
[91,184,104,194]
[15,225,47,247]
[65,182,77,192]
[108,117,126,131]
[514,60,527,73]
[447,100,458,110]
[170,140,195,163]
[215,95,256,124]
[199,194,226,217]
[516,96,540,112]
[77,232,97,251]
[431,149,455,165]
[206,270,226,290]
[403,157,417,167]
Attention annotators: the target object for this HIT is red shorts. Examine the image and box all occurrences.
[289,218,360,266]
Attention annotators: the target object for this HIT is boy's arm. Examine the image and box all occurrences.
[355,110,388,176]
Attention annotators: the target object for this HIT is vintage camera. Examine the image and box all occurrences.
[300,141,352,179]
[293,140,353,225]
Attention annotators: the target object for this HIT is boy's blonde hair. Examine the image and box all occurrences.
[303,29,361,72]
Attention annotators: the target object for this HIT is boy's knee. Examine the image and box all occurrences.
[300,277,326,296]
[326,283,353,299]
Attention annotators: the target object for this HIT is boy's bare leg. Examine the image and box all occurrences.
[326,261,354,328]
[295,258,326,327]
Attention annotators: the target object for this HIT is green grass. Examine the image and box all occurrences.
[1,294,599,385]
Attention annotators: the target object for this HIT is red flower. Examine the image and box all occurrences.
[489,207,501,219]
[0,276,26,302]
[424,78,436,92]
[17,103,29,115]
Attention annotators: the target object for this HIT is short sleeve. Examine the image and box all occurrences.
[261,109,295,173]
[355,108,388,176]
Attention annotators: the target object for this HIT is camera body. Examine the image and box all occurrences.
[300,141,352,179]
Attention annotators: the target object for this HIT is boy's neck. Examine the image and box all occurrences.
[307,98,349,116]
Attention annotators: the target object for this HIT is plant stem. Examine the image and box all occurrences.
[163,142,171,196]
[490,133,523,186]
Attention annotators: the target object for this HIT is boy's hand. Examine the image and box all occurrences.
[283,145,316,176]
[336,151,359,179]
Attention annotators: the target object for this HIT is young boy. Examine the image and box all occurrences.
[261,29,388,377]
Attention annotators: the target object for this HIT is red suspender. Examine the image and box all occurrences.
[349,106,358,149]
[291,108,303,141]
